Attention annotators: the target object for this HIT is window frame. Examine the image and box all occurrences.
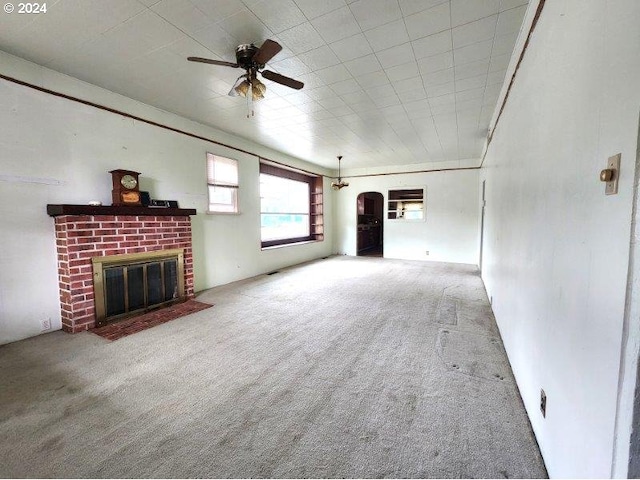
[206,153,239,214]
[259,162,323,248]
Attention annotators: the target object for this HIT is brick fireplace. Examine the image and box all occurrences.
[47,205,197,332]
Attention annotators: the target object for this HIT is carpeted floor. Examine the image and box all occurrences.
[0,256,547,478]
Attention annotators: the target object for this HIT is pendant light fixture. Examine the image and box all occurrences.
[331,155,349,190]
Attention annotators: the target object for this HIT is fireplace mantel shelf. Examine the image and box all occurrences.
[47,204,197,217]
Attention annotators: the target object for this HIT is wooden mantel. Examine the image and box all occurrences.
[47,204,197,217]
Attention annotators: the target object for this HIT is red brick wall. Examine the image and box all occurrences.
[54,215,194,333]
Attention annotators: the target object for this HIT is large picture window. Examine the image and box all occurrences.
[207,153,239,213]
[260,162,323,248]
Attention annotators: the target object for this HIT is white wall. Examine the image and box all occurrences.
[0,52,334,345]
[334,169,479,265]
[480,1,640,477]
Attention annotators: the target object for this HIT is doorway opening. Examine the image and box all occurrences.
[357,192,384,257]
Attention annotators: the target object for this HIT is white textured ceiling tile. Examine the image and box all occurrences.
[456,97,483,111]
[499,0,529,11]
[422,67,455,86]
[248,0,307,34]
[453,39,493,65]
[191,0,247,21]
[405,2,451,40]
[491,32,519,56]
[363,19,410,52]
[326,104,355,117]
[367,83,397,98]
[417,51,454,75]
[306,85,340,101]
[356,70,390,88]
[220,9,273,43]
[393,76,422,94]
[103,10,185,57]
[317,95,346,109]
[496,5,527,35]
[269,56,312,76]
[454,59,489,80]
[349,0,402,31]
[426,82,455,97]
[371,94,401,108]
[375,43,415,69]
[293,0,347,19]
[192,23,241,61]
[345,54,383,76]
[399,0,449,16]
[456,86,485,102]
[329,33,373,62]
[487,69,507,85]
[451,0,500,28]
[311,6,361,42]
[455,73,487,92]
[428,93,455,107]
[330,78,362,95]
[385,60,420,82]
[296,71,324,88]
[277,22,325,53]
[452,15,498,49]
[484,82,502,99]
[489,52,511,72]
[430,103,456,115]
[342,90,373,105]
[315,63,353,84]
[298,45,341,70]
[151,0,214,35]
[411,30,453,60]
[398,87,427,103]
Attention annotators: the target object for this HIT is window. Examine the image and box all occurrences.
[388,188,425,220]
[207,153,239,213]
[260,162,324,248]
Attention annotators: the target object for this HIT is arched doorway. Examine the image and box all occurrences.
[356,192,384,257]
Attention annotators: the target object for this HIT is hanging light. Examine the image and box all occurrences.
[251,77,266,101]
[331,155,349,190]
[235,79,250,97]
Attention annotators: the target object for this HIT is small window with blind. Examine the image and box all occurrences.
[207,153,239,214]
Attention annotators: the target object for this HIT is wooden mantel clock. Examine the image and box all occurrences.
[110,169,141,206]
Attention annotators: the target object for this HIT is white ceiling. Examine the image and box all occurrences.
[0,0,528,169]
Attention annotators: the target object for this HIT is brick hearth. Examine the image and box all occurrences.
[50,209,195,333]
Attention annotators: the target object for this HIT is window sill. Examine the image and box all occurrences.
[261,239,321,251]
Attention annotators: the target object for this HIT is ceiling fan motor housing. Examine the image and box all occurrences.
[236,44,261,69]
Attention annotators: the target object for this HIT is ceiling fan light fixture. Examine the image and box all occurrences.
[235,79,250,97]
[251,77,266,101]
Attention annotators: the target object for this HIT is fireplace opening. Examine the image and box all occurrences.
[93,249,185,327]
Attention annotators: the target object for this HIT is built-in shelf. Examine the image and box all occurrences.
[47,204,197,217]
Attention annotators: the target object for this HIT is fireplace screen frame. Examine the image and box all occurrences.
[92,248,185,327]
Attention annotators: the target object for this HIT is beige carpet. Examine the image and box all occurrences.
[0,256,547,478]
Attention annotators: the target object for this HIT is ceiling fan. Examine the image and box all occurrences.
[188,39,303,114]
[331,156,349,190]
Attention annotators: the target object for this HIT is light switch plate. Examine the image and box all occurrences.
[605,153,621,195]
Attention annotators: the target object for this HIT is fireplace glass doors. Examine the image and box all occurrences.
[92,249,185,326]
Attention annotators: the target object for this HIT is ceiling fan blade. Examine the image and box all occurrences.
[187,57,239,68]
[261,70,304,90]
[252,39,282,65]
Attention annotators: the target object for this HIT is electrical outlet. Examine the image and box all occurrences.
[540,389,547,418]
[41,318,51,331]
[425,250,429,256]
